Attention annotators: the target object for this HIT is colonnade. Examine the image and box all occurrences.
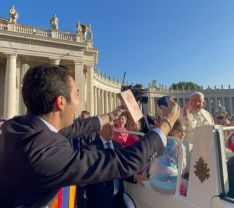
[1,53,91,118]
[3,52,234,119]
[1,52,121,119]
[93,87,119,116]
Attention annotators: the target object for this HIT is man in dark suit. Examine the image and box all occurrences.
[84,123,126,208]
[0,64,180,207]
[70,110,96,150]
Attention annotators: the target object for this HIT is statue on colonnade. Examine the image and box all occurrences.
[50,14,58,31]
[9,5,19,24]
[76,21,83,36]
[85,24,93,41]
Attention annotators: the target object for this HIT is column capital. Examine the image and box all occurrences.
[74,59,84,66]
[4,52,17,57]
[84,63,95,68]
[49,58,60,65]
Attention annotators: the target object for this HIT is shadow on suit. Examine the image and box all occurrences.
[77,136,126,208]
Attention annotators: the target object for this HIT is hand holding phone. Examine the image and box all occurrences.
[157,96,171,108]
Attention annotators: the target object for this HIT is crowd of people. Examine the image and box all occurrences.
[73,91,234,206]
[0,63,233,208]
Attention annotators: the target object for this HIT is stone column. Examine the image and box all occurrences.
[151,97,156,116]
[101,90,105,114]
[214,97,218,113]
[4,53,17,119]
[97,88,101,115]
[18,64,30,115]
[113,93,117,109]
[93,86,97,115]
[204,98,209,112]
[15,59,22,116]
[227,97,231,115]
[223,97,226,113]
[147,95,152,115]
[108,92,112,112]
[87,65,94,115]
[83,67,88,110]
[148,97,151,115]
[208,98,211,113]
[116,95,120,106]
[222,97,224,106]
[104,91,109,113]
[230,97,233,115]
[74,61,84,116]
[154,98,158,115]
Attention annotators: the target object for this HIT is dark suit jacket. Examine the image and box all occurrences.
[84,136,125,208]
[140,102,155,133]
[0,114,165,208]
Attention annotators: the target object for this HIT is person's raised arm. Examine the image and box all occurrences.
[99,106,125,126]
[158,98,180,136]
[60,106,125,139]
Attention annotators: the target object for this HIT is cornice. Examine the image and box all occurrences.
[0,30,97,55]
[93,75,121,92]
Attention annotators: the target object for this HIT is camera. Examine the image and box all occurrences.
[121,84,148,103]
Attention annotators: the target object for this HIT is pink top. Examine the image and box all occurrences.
[125,135,140,147]
[112,127,129,146]
[112,127,140,147]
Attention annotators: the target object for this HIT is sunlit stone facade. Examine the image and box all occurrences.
[0,6,121,118]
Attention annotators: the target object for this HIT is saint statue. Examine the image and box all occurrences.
[151,80,157,89]
[9,5,19,23]
[85,24,93,41]
[76,21,83,36]
[50,15,58,31]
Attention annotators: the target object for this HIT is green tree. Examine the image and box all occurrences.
[170,82,202,90]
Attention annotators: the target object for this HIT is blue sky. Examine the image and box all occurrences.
[1,1,234,89]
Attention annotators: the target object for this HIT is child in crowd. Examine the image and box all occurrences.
[125,119,141,147]
[113,112,143,147]
[149,120,187,195]
[112,112,129,146]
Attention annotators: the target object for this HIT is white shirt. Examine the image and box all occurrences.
[38,117,58,133]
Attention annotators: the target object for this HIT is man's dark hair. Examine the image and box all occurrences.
[22,64,72,115]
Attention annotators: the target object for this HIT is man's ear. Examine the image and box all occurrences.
[53,96,65,110]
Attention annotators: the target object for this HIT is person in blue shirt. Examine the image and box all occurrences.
[149,120,187,194]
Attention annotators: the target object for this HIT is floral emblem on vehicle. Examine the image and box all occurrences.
[194,157,210,183]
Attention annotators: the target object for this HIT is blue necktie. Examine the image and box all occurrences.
[105,141,119,194]
[105,141,112,149]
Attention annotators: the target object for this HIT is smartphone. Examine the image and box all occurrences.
[157,96,171,107]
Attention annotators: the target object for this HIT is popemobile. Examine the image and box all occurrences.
[123,124,234,208]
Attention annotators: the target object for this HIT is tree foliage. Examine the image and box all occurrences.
[170,82,202,90]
